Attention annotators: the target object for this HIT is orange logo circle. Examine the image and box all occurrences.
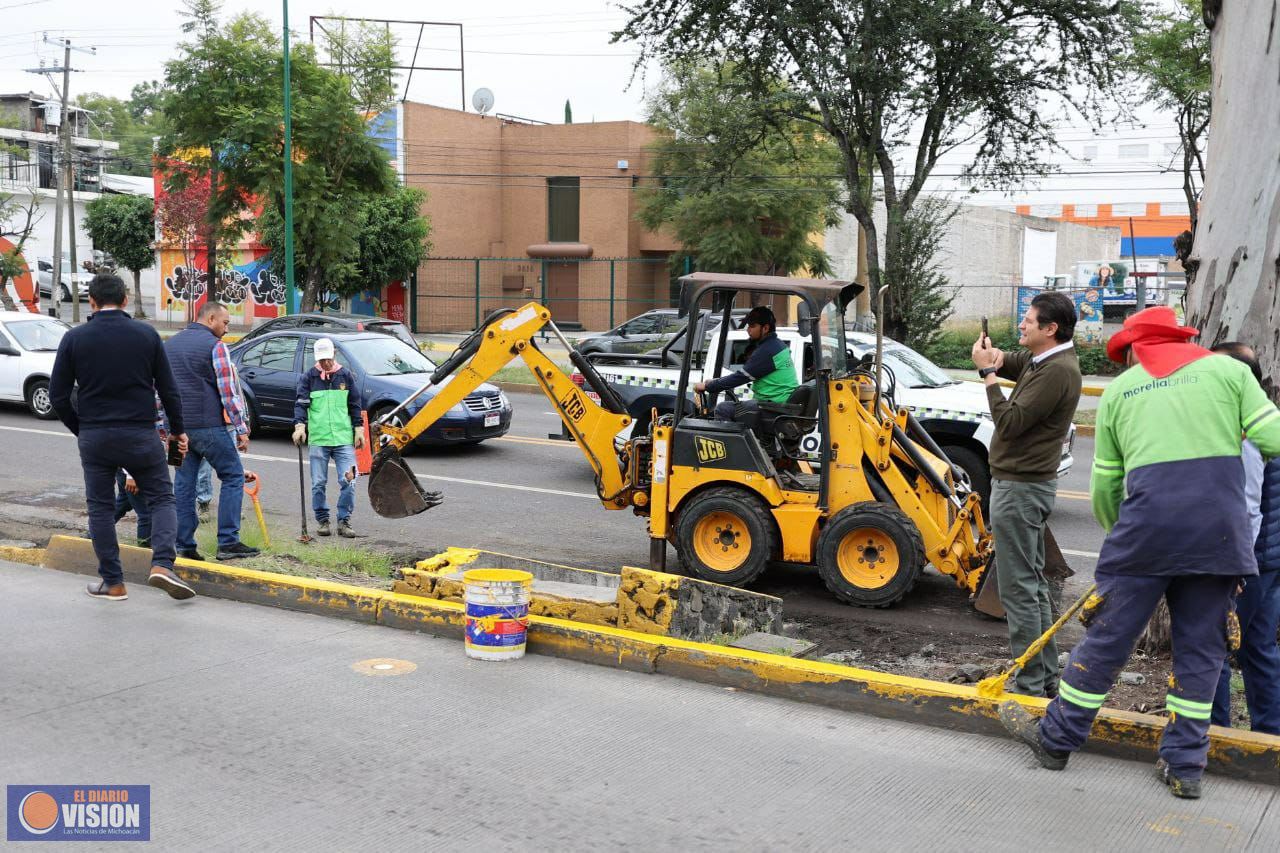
[19,791,59,834]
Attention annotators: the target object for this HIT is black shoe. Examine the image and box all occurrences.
[216,541,261,560]
[1156,759,1202,799]
[177,548,204,561]
[998,701,1069,771]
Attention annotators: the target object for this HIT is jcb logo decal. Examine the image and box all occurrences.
[560,390,587,423]
[695,436,727,463]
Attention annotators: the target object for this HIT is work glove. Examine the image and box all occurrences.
[292,423,307,446]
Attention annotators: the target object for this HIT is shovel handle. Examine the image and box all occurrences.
[1014,583,1097,669]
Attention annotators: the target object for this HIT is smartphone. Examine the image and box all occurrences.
[980,316,990,346]
[166,437,185,467]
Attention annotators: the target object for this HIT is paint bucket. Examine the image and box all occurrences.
[463,569,533,661]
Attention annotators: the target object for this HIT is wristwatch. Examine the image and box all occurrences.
[978,366,999,379]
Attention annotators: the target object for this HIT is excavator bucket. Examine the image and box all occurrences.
[368,448,444,519]
[973,526,1074,619]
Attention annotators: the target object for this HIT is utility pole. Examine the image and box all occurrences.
[26,35,95,322]
[283,1,297,314]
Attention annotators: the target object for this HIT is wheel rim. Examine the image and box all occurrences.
[692,510,752,573]
[32,386,51,415]
[836,528,899,589]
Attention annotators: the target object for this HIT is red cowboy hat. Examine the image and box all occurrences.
[1105,306,1198,363]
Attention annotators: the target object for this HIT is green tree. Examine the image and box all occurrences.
[79,93,165,178]
[639,61,840,277]
[0,192,42,312]
[882,197,955,352]
[618,0,1129,343]
[84,194,157,318]
[1126,0,1210,233]
[159,2,402,311]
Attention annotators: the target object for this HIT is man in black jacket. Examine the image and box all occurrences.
[49,274,195,602]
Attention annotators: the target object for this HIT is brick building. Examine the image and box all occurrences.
[395,102,680,331]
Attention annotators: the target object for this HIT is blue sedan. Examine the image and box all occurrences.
[229,330,512,446]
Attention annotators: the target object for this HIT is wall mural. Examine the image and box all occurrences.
[157,248,286,325]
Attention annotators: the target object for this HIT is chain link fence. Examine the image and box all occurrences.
[413,257,688,333]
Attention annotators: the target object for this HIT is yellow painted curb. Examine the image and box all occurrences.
[25,535,1280,784]
[0,545,45,566]
[995,378,1104,397]
[1073,424,1096,438]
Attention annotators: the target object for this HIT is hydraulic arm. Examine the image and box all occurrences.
[368,303,637,519]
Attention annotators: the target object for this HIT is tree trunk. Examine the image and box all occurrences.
[131,268,147,319]
[301,267,323,313]
[1184,3,1279,402]
[1141,4,1278,655]
[0,277,17,311]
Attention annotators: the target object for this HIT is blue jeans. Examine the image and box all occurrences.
[113,470,152,541]
[175,427,244,550]
[77,427,177,584]
[310,444,356,523]
[1212,570,1280,735]
[196,426,237,504]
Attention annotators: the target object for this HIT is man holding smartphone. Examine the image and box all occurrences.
[971,292,1082,696]
[49,273,194,601]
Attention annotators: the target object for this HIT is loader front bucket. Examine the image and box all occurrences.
[368,448,444,518]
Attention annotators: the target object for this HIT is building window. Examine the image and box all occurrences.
[1160,201,1190,217]
[1118,143,1148,160]
[1074,203,1098,218]
[547,177,580,242]
[1030,204,1063,218]
[1082,144,1098,161]
[1112,202,1147,216]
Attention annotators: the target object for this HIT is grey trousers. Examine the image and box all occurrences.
[991,477,1059,695]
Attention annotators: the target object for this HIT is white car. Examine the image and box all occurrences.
[0,310,69,419]
[36,258,93,302]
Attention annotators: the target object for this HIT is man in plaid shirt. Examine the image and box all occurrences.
[165,301,260,562]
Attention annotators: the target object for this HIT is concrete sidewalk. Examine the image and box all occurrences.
[2,560,1275,851]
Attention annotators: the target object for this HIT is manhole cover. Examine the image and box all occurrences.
[351,658,417,677]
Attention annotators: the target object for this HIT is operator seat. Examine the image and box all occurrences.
[754,383,818,463]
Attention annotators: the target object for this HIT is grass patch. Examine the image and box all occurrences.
[193,518,396,581]
[1073,408,1097,427]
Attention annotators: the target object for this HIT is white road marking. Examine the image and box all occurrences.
[0,424,71,439]
[1061,548,1100,559]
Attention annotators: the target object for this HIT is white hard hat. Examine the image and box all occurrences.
[314,337,335,361]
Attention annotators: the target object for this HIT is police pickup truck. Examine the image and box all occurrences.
[569,326,1075,507]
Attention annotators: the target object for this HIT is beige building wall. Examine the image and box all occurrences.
[401,103,679,331]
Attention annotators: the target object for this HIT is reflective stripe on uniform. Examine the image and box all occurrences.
[1058,681,1107,710]
[1165,694,1213,720]
[1244,405,1279,437]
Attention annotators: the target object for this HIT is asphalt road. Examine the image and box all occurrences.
[0,391,1104,655]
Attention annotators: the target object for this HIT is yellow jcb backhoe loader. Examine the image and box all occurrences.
[368,272,995,608]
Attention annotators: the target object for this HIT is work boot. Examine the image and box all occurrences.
[216,542,261,561]
[1155,759,1202,799]
[177,548,204,561]
[998,701,1069,771]
[317,519,331,537]
[198,501,211,524]
[86,580,128,601]
[147,567,196,600]
[338,519,355,539]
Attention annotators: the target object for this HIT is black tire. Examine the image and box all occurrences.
[245,399,261,437]
[59,285,71,303]
[26,379,56,419]
[817,502,925,607]
[674,486,775,586]
[942,445,991,510]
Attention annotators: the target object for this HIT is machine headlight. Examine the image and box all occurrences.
[498,390,511,409]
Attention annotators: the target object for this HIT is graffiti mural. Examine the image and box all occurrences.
[157,248,287,325]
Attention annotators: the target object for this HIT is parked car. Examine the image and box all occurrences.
[36,258,92,302]
[229,330,512,446]
[0,310,70,419]
[573,308,748,357]
[236,311,417,350]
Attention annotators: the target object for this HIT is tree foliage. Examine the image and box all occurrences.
[0,191,42,312]
[78,92,166,178]
[639,60,840,277]
[1125,0,1210,232]
[617,0,1129,342]
[882,197,955,352]
[159,0,411,311]
[84,194,156,318]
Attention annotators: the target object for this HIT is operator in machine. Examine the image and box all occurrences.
[694,305,798,422]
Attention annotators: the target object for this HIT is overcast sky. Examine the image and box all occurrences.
[0,0,658,123]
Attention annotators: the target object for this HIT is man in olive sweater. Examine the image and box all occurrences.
[972,291,1082,696]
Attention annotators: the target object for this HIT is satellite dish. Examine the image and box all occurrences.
[472,88,495,115]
